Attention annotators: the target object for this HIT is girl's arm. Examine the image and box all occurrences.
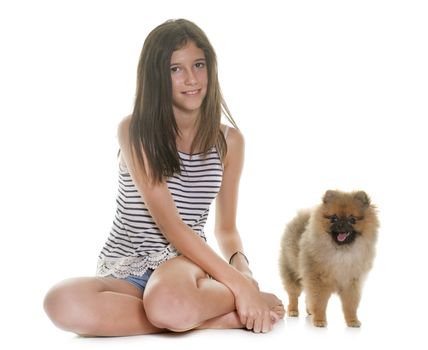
[118,117,276,333]
[214,127,253,278]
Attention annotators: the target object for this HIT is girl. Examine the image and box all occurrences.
[44,19,284,336]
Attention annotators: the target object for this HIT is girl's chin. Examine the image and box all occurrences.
[173,103,203,115]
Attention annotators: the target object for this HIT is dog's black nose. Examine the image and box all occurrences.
[333,219,351,232]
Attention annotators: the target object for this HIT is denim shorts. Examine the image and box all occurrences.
[122,269,154,293]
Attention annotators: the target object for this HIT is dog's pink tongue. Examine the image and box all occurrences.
[338,232,348,242]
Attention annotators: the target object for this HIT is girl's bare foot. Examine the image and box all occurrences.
[261,292,285,320]
[197,292,284,330]
[196,311,243,330]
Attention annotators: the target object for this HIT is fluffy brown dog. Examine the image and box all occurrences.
[279,190,379,327]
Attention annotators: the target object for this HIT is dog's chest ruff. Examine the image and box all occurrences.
[321,238,374,286]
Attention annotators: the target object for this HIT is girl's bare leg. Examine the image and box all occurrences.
[143,256,284,332]
[44,256,284,336]
[142,256,236,331]
[43,276,163,336]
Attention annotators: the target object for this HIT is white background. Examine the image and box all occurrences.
[1,0,427,349]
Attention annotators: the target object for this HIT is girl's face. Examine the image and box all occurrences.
[170,41,208,118]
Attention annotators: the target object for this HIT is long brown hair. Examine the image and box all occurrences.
[129,19,237,183]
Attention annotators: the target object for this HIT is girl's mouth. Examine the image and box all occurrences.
[182,89,200,95]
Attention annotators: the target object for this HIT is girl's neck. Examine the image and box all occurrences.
[174,110,199,154]
[174,108,198,129]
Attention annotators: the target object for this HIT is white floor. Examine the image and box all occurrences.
[6,305,425,350]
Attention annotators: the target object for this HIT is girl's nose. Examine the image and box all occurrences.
[184,69,197,85]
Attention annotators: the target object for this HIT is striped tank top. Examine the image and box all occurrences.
[96,130,226,278]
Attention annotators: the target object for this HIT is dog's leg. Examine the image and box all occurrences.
[305,283,331,327]
[280,267,302,316]
[286,285,301,317]
[339,279,362,327]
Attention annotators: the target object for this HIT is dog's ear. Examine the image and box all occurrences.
[353,191,371,208]
[323,190,338,204]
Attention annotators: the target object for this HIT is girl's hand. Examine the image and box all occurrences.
[233,278,280,333]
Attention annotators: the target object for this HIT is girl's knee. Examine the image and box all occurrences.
[44,282,76,331]
[143,281,198,332]
[43,279,99,335]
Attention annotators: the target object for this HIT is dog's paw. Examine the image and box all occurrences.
[346,319,361,328]
[287,310,299,317]
[312,319,327,327]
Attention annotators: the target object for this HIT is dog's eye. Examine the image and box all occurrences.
[348,216,356,224]
[330,215,338,223]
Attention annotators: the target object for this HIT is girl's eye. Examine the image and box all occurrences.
[195,62,205,69]
[170,66,180,73]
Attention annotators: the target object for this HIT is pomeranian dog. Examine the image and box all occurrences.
[279,190,379,327]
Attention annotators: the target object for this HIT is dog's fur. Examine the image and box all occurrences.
[279,190,379,327]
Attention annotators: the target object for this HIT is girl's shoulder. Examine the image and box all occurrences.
[118,115,132,133]
[221,124,244,168]
[117,115,133,144]
[222,124,244,149]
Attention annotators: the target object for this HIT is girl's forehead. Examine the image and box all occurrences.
[171,41,205,63]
